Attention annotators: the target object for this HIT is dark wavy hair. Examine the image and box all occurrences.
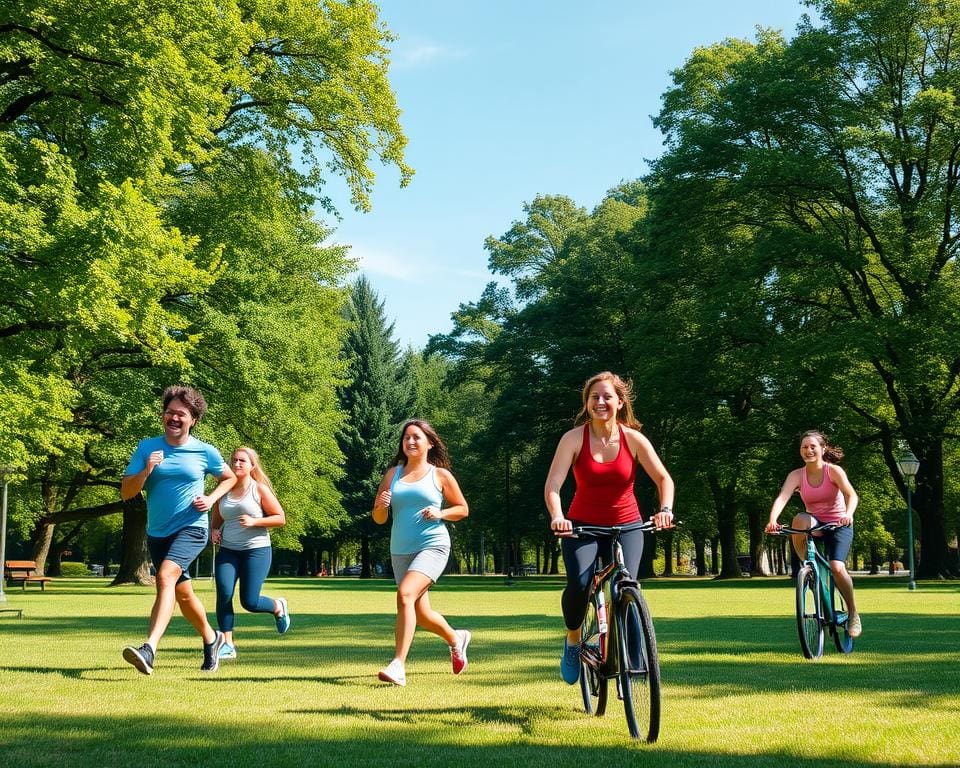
[800,430,844,463]
[389,419,451,470]
[574,371,641,429]
[162,385,208,421]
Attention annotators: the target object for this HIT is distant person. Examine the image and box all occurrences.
[371,419,471,687]
[211,446,290,660]
[766,430,862,637]
[120,385,236,675]
[544,372,675,684]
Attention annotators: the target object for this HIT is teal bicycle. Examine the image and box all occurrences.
[773,522,854,659]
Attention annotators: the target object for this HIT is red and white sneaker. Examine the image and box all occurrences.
[450,629,471,674]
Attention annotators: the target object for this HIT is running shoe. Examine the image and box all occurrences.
[200,631,225,672]
[450,629,471,674]
[378,659,406,686]
[218,642,237,660]
[122,643,155,676]
[561,638,581,684]
[848,613,862,638]
[275,597,290,635]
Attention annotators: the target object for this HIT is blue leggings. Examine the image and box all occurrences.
[215,546,275,632]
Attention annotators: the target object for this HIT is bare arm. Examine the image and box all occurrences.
[120,450,164,500]
[210,501,224,544]
[422,468,469,522]
[830,465,859,525]
[237,483,286,529]
[766,469,802,532]
[371,469,394,525]
[193,467,237,512]
[626,429,675,528]
[544,429,580,534]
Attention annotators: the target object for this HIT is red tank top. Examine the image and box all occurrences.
[568,424,642,525]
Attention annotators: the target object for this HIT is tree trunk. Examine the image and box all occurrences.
[30,521,55,576]
[360,533,371,578]
[912,441,957,578]
[694,539,707,576]
[661,529,674,576]
[709,476,742,579]
[112,497,152,586]
[710,536,719,575]
[748,508,765,576]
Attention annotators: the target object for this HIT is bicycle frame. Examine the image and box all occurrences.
[575,522,648,675]
[567,519,663,742]
[774,522,853,657]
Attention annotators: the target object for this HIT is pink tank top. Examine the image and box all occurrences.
[568,424,641,525]
[799,463,845,523]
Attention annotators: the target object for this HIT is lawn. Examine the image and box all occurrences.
[0,574,957,768]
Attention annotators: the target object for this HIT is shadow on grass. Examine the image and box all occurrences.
[0,710,955,768]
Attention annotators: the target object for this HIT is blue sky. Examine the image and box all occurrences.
[324,1,812,348]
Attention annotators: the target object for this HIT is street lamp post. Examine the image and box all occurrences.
[0,466,13,603]
[896,451,920,591]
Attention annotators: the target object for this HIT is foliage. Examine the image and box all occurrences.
[334,276,412,571]
[0,0,410,573]
[650,0,960,576]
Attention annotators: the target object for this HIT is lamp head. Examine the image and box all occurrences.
[896,451,920,479]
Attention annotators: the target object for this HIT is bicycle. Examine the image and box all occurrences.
[568,520,663,742]
[771,522,855,659]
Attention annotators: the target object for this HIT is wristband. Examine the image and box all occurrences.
[659,506,673,515]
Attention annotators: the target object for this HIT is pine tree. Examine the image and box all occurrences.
[336,276,413,576]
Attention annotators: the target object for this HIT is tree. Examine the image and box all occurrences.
[651,0,960,577]
[1,0,411,577]
[335,276,412,577]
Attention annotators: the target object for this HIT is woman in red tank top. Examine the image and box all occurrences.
[544,371,675,685]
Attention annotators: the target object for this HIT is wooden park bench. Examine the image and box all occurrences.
[4,560,53,591]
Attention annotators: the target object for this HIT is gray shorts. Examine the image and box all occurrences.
[392,546,450,584]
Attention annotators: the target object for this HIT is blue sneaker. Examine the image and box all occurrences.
[561,638,581,684]
[275,598,290,635]
[218,642,236,660]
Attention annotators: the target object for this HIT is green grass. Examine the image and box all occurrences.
[0,574,957,767]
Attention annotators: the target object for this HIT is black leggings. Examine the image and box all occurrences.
[560,525,645,631]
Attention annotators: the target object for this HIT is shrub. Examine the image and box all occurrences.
[60,561,91,577]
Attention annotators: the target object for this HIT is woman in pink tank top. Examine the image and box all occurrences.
[766,430,862,638]
[544,371,675,685]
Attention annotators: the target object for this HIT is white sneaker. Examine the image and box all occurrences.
[848,613,862,638]
[451,629,471,675]
[378,659,406,686]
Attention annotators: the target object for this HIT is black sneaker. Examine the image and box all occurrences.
[200,631,225,672]
[123,643,155,675]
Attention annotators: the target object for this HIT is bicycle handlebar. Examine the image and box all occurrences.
[770,521,845,536]
[566,520,679,538]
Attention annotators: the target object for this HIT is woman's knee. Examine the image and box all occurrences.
[830,560,849,579]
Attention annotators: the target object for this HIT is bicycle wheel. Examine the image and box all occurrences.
[830,578,854,654]
[579,595,608,715]
[796,565,824,659]
[616,585,661,742]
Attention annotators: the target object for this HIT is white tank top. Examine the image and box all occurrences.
[219,482,271,550]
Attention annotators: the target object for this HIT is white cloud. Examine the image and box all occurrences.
[346,244,422,282]
[392,40,466,69]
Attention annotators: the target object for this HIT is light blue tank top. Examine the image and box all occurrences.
[389,464,450,555]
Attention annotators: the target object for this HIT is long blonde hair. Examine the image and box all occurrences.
[231,446,275,490]
[574,371,642,429]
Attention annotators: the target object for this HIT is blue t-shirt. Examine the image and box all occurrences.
[124,435,228,537]
[389,464,451,555]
